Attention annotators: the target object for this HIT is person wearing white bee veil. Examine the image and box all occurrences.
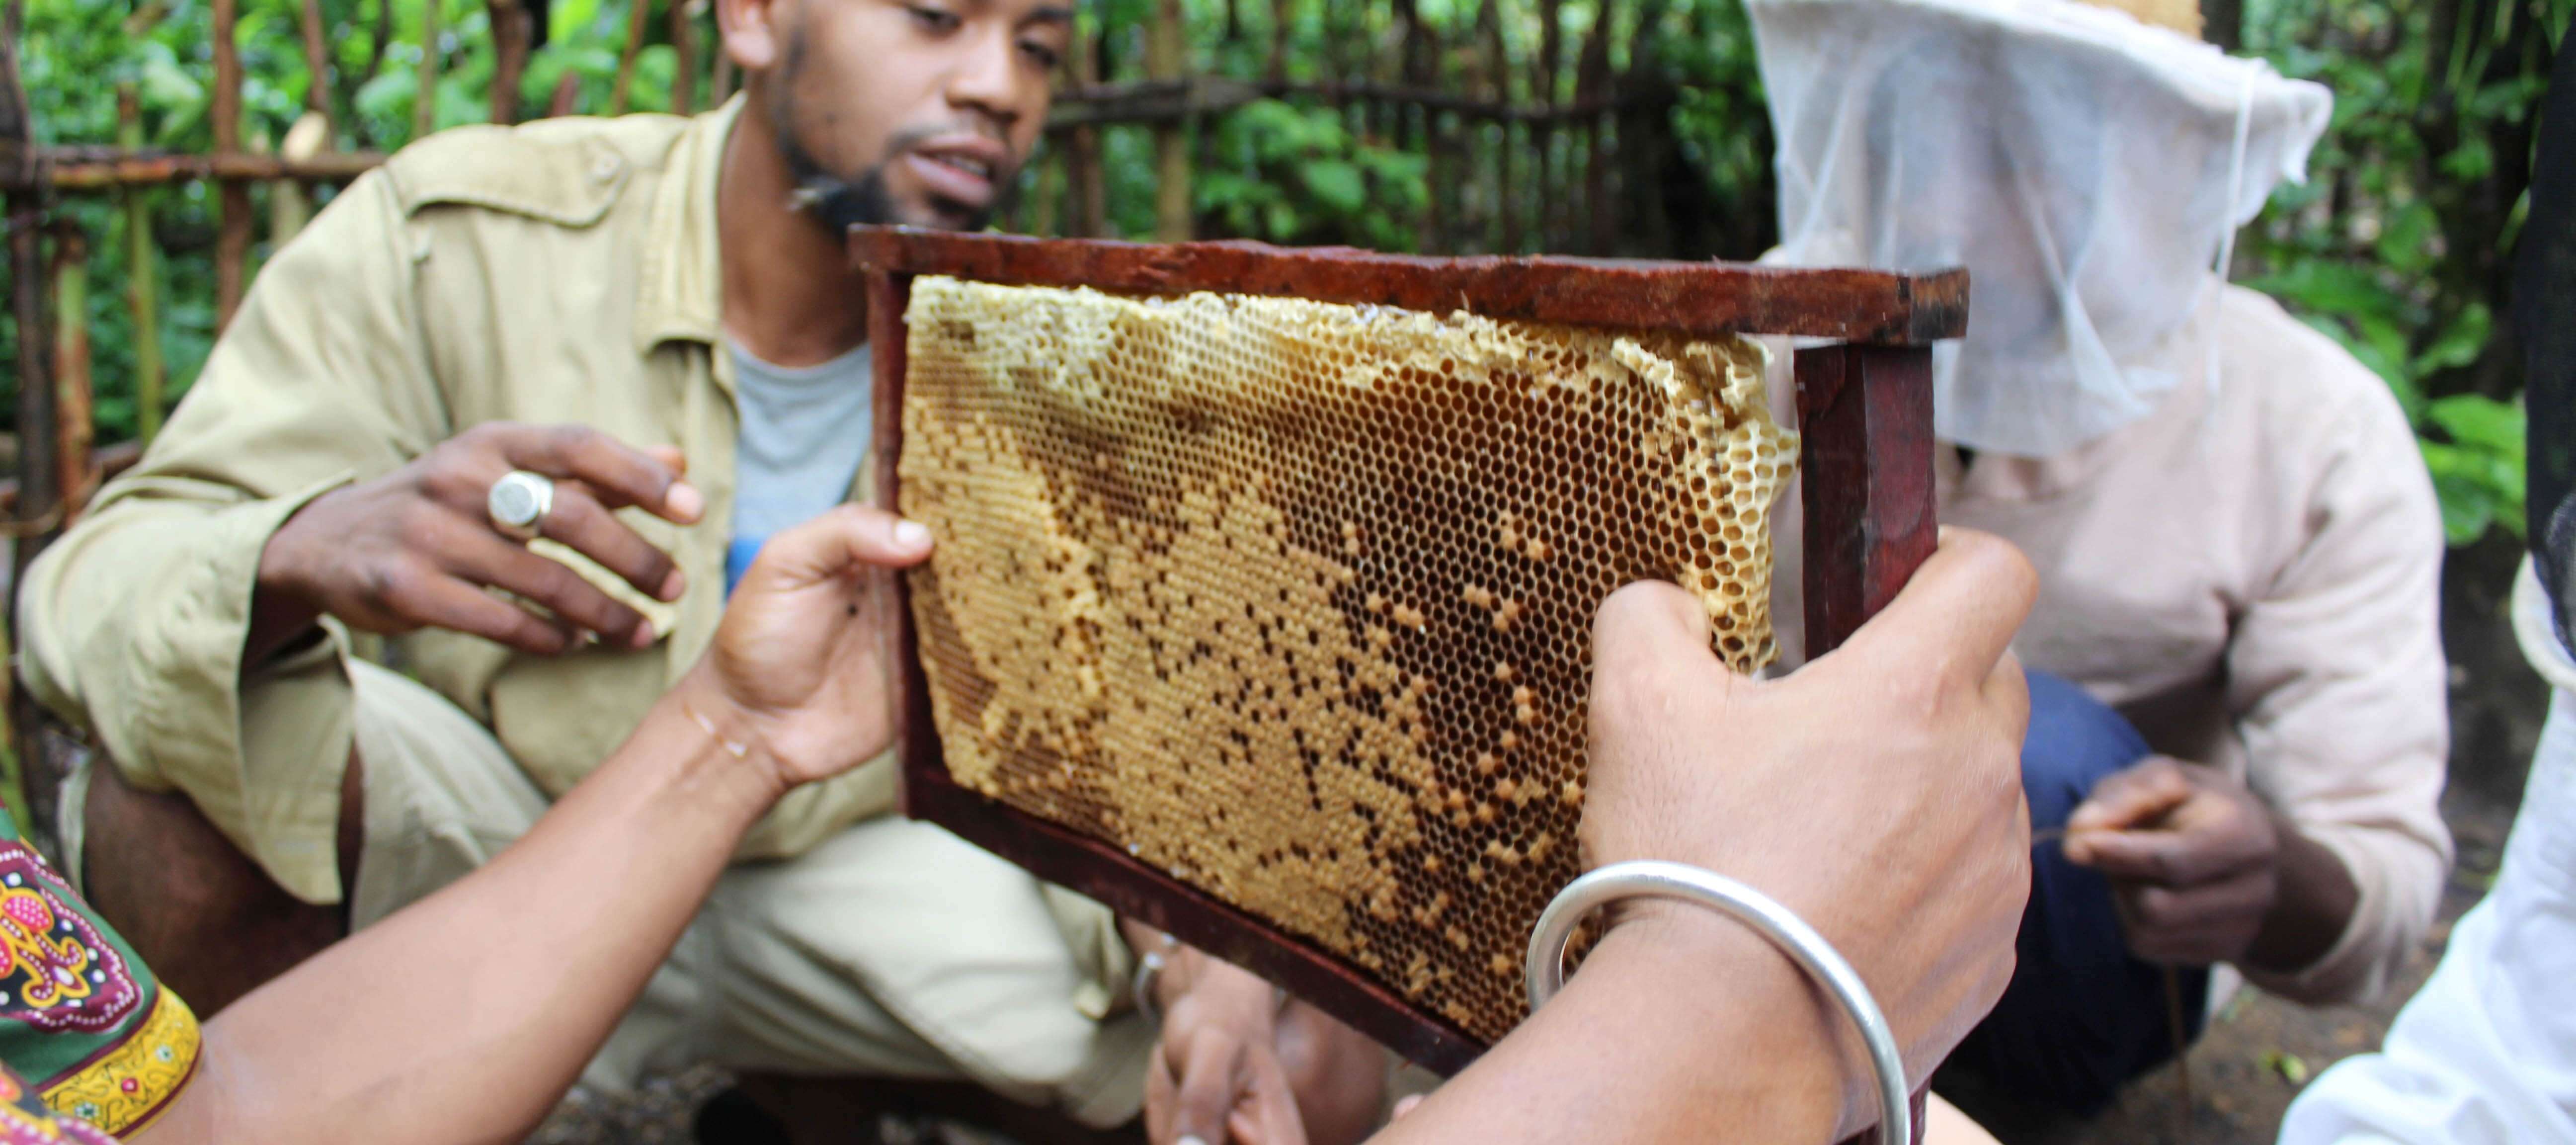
[1753,0,2453,1117]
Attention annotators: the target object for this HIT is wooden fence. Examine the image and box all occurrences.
[0,0,1724,841]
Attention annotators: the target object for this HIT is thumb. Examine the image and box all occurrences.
[1588,581,1730,747]
[2064,758,2194,860]
[1590,581,1724,696]
[1225,1047,1311,1145]
[744,505,932,587]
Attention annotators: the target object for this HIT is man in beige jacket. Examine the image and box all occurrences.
[1754,0,2451,1116]
[11,0,1261,1127]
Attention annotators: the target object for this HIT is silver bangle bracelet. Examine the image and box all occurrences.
[1524,860,1912,1145]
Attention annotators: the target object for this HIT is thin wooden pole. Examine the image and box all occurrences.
[1,0,55,851]
[1068,18,1103,238]
[1267,0,1291,82]
[547,71,581,117]
[298,0,335,137]
[1148,0,1191,241]
[117,85,166,447]
[213,0,250,329]
[1486,0,1520,252]
[415,0,442,138]
[1536,0,1563,250]
[671,0,701,116]
[269,116,329,242]
[611,0,652,115]
[489,0,531,124]
[1578,0,1614,254]
[49,230,92,522]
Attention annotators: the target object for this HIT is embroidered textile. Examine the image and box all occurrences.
[0,817,195,1137]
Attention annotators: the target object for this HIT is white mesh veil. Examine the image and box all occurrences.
[1749,0,2333,456]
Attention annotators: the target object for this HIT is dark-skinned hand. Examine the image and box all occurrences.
[253,423,704,658]
[2062,756,2280,967]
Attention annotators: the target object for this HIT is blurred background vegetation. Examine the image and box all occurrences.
[5,0,2557,543]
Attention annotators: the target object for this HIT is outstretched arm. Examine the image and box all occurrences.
[131,505,933,1145]
[1376,528,2038,1145]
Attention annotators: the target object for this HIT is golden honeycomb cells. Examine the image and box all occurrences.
[897,276,1797,1045]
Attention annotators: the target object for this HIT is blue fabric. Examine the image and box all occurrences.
[1941,670,2211,1115]
[724,536,767,597]
[724,340,874,596]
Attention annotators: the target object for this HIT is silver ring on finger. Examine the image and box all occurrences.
[487,470,556,542]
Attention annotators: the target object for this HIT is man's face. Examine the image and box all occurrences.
[759,0,1068,232]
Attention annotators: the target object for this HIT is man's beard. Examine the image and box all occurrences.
[771,91,1013,233]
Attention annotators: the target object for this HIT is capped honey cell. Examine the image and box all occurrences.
[897,275,1793,1046]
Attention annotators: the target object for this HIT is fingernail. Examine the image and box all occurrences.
[658,568,686,602]
[1178,1137,1208,1145]
[631,624,656,650]
[894,520,931,550]
[665,482,705,521]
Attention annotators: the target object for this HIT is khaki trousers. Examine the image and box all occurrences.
[68,659,1151,1128]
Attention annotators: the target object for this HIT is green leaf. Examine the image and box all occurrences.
[2374,202,2438,273]
[2413,303,2494,375]
[2260,1051,2313,1085]
[1300,161,1368,214]
[2242,260,2411,325]
[2425,393,2524,456]
[355,70,417,124]
[2442,137,2496,182]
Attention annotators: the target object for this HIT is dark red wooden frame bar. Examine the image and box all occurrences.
[856,227,1951,1100]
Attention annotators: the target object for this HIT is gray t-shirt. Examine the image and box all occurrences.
[724,339,874,592]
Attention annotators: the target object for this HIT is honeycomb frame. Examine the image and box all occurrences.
[853,226,1959,1075]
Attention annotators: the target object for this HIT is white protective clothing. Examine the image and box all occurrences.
[1748,0,2333,456]
[2274,564,2576,1145]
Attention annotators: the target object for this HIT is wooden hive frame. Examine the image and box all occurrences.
[851,224,1959,1082]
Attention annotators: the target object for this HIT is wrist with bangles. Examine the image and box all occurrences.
[1527,861,1912,1145]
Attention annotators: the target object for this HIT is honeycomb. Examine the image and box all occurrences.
[899,276,1796,1043]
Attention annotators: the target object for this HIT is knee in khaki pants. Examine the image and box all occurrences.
[62,655,544,1011]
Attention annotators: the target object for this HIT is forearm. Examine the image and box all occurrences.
[136,672,782,1145]
[243,584,327,670]
[1374,915,1848,1145]
[2247,817,2361,976]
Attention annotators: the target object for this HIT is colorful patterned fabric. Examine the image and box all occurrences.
[0,1060,118,1144]
[0,817,195,1137]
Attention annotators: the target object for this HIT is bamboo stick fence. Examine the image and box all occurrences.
[0,0,1719,845]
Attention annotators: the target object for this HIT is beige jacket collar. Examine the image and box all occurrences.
[634,96,746,359]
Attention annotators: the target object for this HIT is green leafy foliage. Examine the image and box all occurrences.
[2236,0,2560,546]
[1197,100,1429,248]
[5,0,2555,549]
[5,0,692,444]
